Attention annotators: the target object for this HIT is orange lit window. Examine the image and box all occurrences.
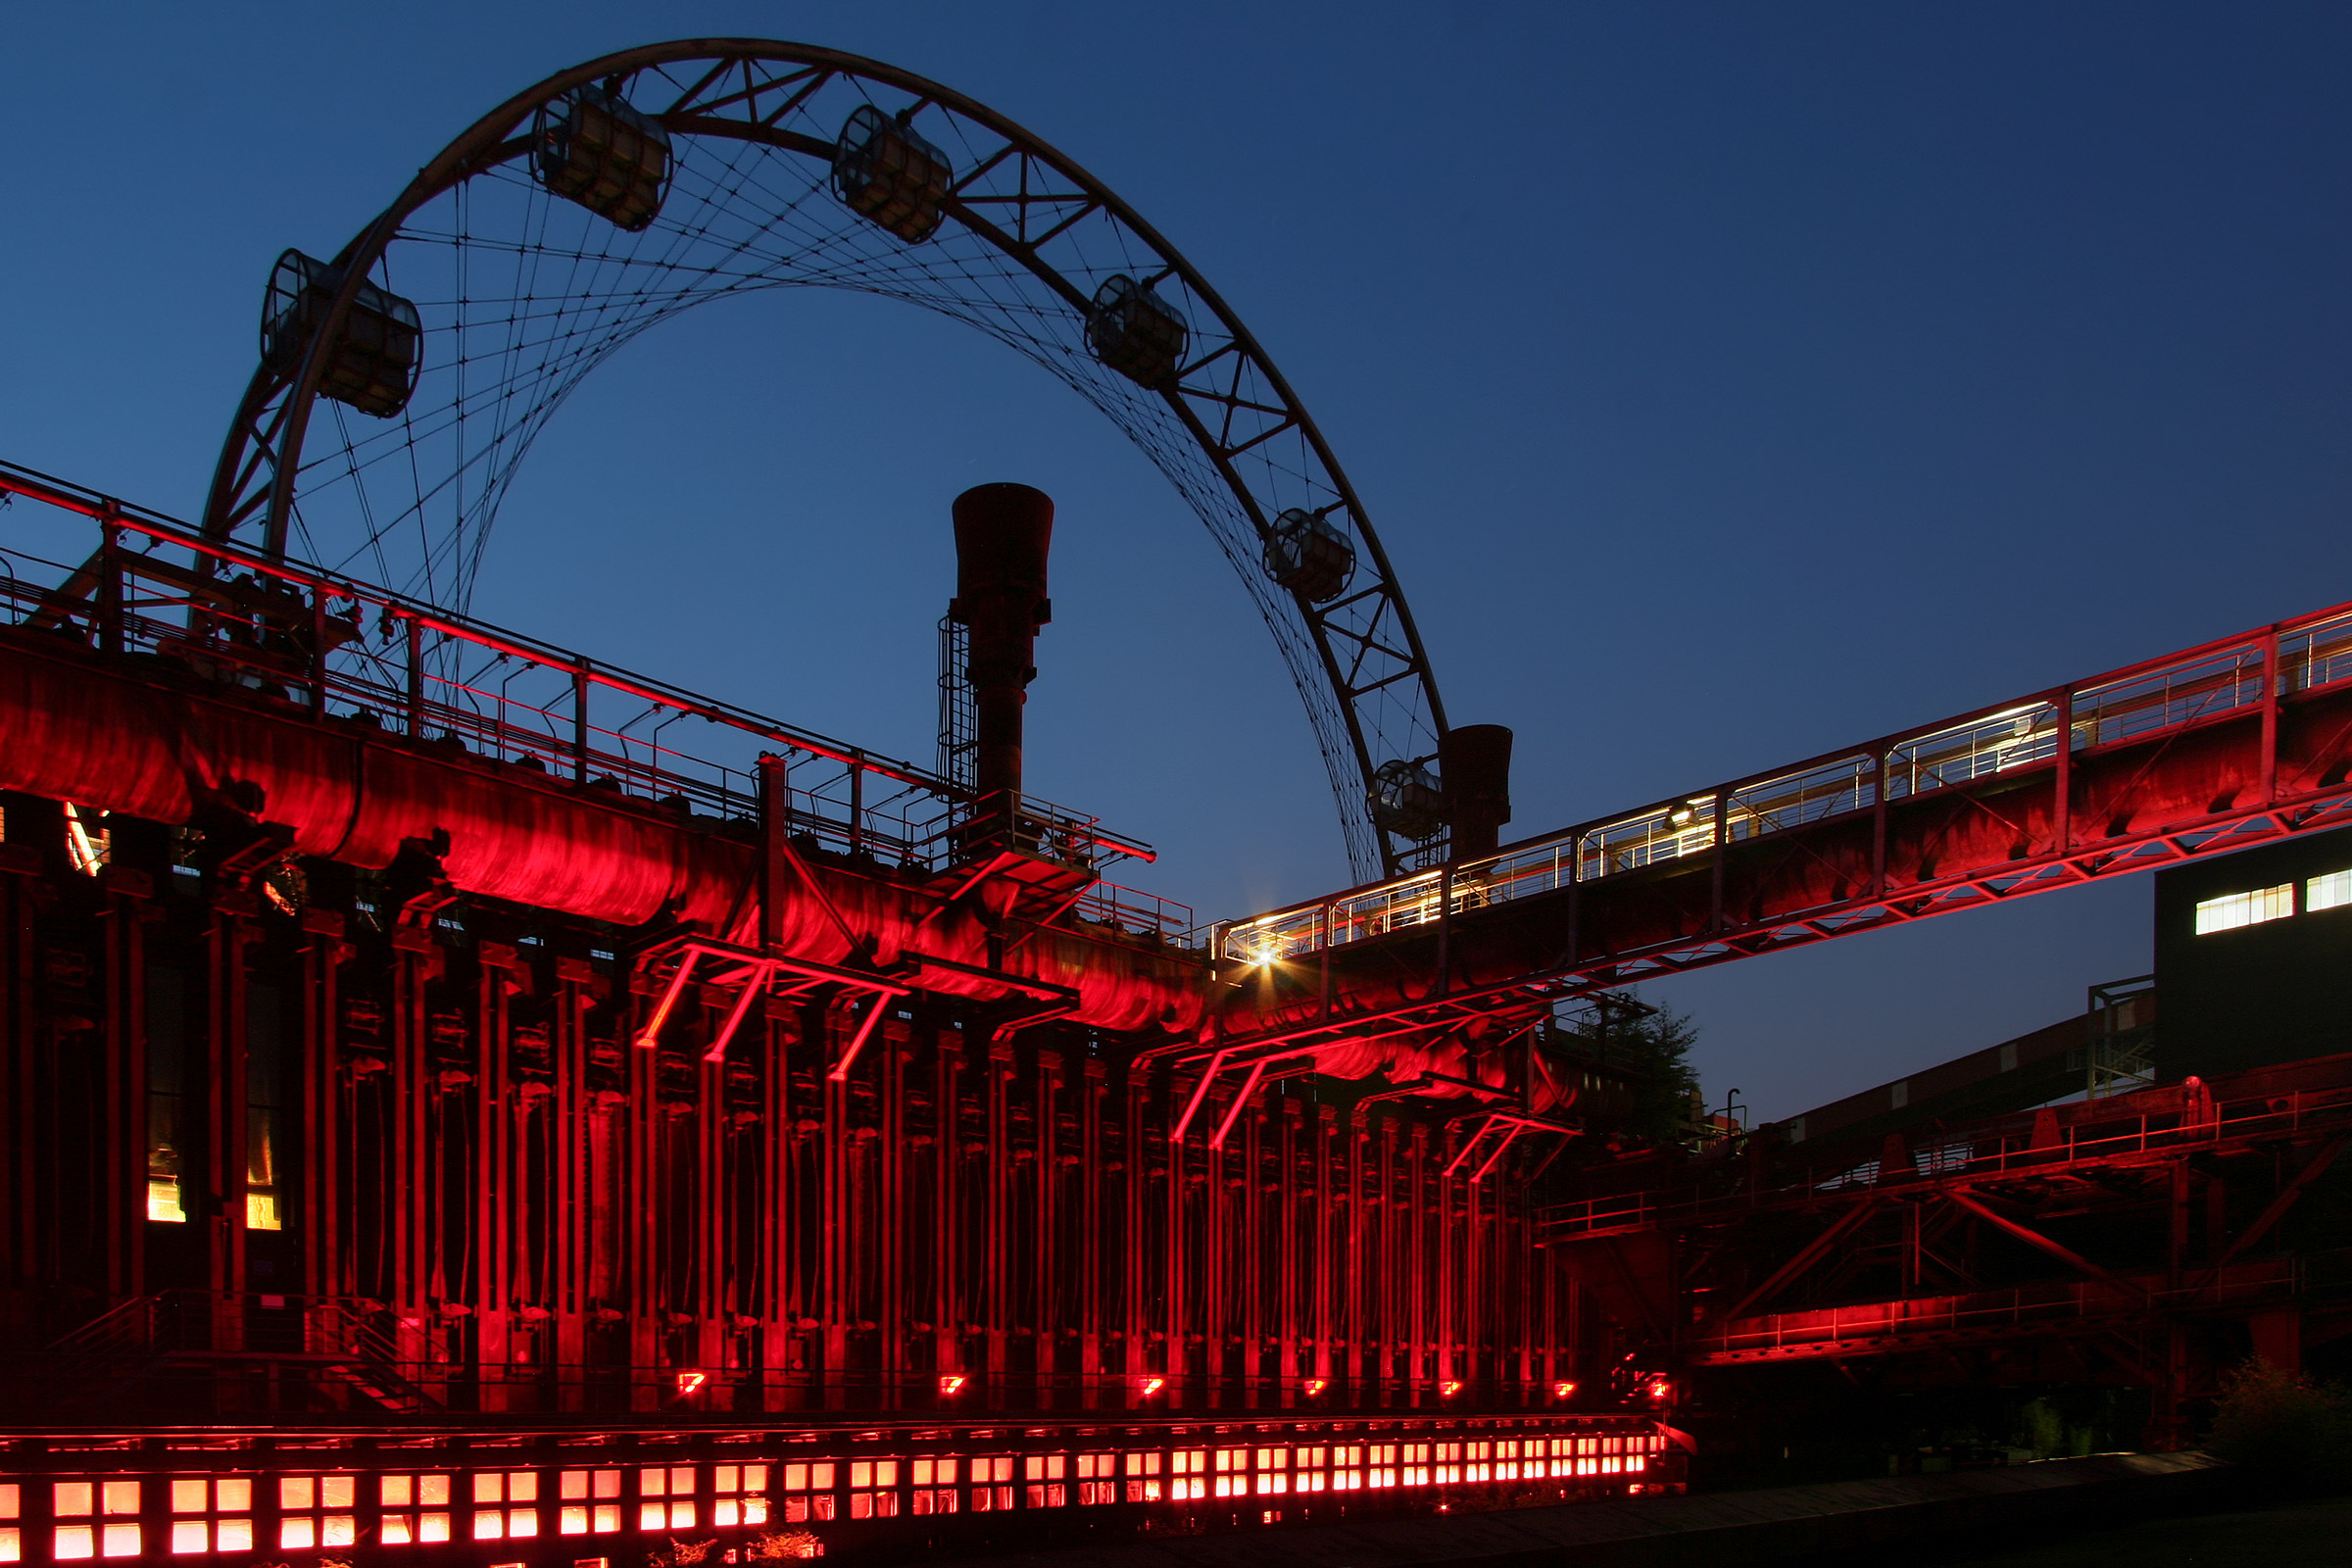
[558,1468,624,1535]
[466,1471,538,1541]
[965,1456,1014,1512]
[910,1458,959,1515]
[379,1473,454,1544]
[773,1461,838,1524]
[712,1464,769,1528]
[275,1475,360,1550]
[1070,1452,1117,1505]
[0,1480,19,1564]
[637,1466,696,1531]
[53,1479,141,1559]
[164,1476,255,1555]
[1166,1448,1206,1501]
[846,1460,899,1519]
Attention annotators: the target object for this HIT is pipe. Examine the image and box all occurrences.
[1442,723,1513,862]
[952,483,1053,813]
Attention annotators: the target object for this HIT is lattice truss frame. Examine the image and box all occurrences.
[200,41,1448,878]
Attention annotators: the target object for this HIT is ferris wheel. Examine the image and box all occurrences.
[201,40,1452,879]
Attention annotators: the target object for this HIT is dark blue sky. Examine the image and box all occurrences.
[5,4,2347,1116]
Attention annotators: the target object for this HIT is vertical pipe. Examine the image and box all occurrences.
[405,616,424,738]
[99,875,149,1304]
[984,1039,1013,1397]
[2053,688,2075,858]
[1313,1103,1336,1395]
[1034,1048,1062,1407]
[878,1012,907,1409]
[1440,724,1513,864]
[759,755,790,951]
[1079,1056,1105,1407]
[571,664,590,784]
[1122,1066,1149,1403]
[2260,633,2281,808]
[951,484,1054,828]
[932,1023,963,1399]
[554,957,592,1412]
[819,1018,851,1408]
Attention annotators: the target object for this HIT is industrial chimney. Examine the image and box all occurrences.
[950,482,1054,817]
[1441,723,1513,862]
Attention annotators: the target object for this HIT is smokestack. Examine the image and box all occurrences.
[951,482,1054,811]
[1441,724,1513,862]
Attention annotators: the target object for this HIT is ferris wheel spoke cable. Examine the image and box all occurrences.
[202,41,1448,877]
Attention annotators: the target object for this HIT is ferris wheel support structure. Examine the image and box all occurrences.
[200,40,1455,878]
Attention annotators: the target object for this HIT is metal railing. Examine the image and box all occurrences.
[0,460,1186,939]
[1537,1071,2352,1240]
[1224,602,2352,964]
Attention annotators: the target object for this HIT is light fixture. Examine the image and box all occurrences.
[938,1374,966,1396]
[674,1370,708,1397]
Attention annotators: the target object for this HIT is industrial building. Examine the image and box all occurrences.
[0,35,2348,1568]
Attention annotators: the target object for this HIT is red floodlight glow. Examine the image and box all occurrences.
[1303,1379,1327,1396]
[1647,1378,1672,1400]
[1441,1380,1461,1396]
[938,1375,967,1396]
[1138,1376,1165,1396]
[674,1370,708,1397]
[1553,1381,1578,1397]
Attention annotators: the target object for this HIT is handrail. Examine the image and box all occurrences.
[1224,597,2352,963]
[0,458,1176,925]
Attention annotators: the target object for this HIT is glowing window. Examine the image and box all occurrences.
[2310,869,2352,912]
[636,1467,696,1532]
[910,1457,960,1515]
[558,1469,623,1535]
[51,1481,140,1561]
[467,1472,538,1541]
[2195,882,2295,934]
[712,1463,768,1528]
[379,1473,453,1545]
[772,1463,837,1525]
[964,1457,1015,1513]
[0,1482,17,1565]
[846,1460,899,1519]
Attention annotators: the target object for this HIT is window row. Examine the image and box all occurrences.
[5,1433,1661,1555]
[2194,868,2352,934]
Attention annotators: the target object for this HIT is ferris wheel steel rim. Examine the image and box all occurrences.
[200,39,1450,878]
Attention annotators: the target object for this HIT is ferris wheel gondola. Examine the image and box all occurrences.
[199,40,1455,877]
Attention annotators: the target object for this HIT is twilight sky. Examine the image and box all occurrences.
[3,4,2347,1117]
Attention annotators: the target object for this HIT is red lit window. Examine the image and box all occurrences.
[468,1471,539,1541]
[165,1477,255,1555]
[910,1458,959,1515]
[637,1466,696,1531]
[1119,1450,1162,1502]
[276,1474,361,1549]
[380,1473,454,1544]
[713,1464,768,1527]
[965,1457,1014,1512]
[0,1480,19,1563]
[774,1462,837,1523]
[558,1468,624,1535]
[846,1460,899,1519]
[53,1480,141,1559]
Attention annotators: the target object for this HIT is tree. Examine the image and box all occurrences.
[1552,993,1703,1143]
